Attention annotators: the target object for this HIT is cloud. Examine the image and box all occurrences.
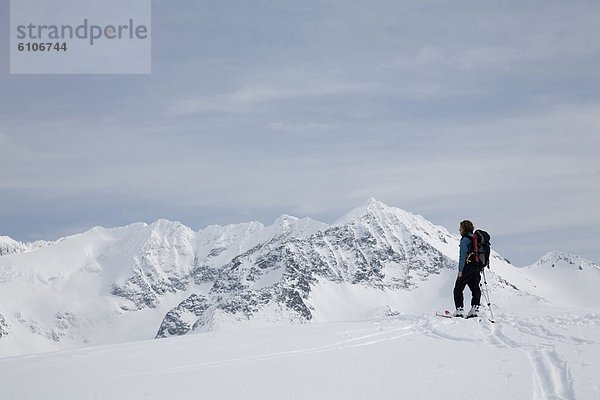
[1,0,599,265]
[166,80,375,116]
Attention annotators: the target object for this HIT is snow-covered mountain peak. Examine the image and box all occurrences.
[146,219,191,235]
[274,213,298,223]
[147,219,195,241]
[533,251,600,271]
[363,196,386,210]
[88,225,107,233]
[333,198,437,232]
[0,235,51,256]
[2,200,597,359]
[333,197,389,226]
[514,251,600,308]
[271,214,300,232]
[0,236,23,255]
[270,214,328,239]
[332,199,457,259]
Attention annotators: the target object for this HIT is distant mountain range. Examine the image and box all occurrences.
[1,198,598,357]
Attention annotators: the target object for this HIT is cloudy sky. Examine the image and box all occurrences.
[1,1,599,265]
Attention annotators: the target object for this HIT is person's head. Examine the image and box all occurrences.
[459,220,474,236]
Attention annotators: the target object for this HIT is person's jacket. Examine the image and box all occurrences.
[458,233,473,273]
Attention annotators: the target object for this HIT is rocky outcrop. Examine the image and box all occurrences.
[0,314,9,338]
[155,294,211,338]
[156,200,457,337]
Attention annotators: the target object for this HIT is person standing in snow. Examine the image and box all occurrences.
[453,220,481,317]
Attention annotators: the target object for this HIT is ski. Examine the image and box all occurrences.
[435,310,455,318]
[436,310,489,323]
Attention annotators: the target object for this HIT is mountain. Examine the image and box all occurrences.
[0,236,50,256]
[518,251,600,308]
[0,199,597,357]
[534,251,600,271]
[156,198,462,338]
[0,214,327,355]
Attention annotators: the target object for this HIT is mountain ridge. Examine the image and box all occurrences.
[0,199,598,357]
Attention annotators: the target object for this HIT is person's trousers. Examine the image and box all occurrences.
[453,266,481,309]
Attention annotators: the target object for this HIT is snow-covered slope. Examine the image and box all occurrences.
[0,236,51,256]
[0,199,597,359]
[0,215,328,356]
[155,198,476,337]
[1,312,599,400]
[517,251,600,308]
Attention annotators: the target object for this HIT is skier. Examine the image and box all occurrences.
[453,220,481,317]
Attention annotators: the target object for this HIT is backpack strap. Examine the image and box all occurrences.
[464,234,474,265]
[472,231,480,264]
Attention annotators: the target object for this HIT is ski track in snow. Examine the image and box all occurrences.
[380,312,591,400]
[484,322,576,400]
[0,311,598,400]
[117,324,417,378]
[119,312,595,399]
[356,311,597,400]
[528,348,575,400]
[427,312,590,400]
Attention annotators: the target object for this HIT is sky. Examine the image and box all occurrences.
[1,0,599,266]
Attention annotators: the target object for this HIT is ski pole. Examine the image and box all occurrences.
[481,268,495,323]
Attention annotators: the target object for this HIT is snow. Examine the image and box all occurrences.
[520,251,600,308]
[0,199,599,399]
[0,235,51,255]
[0,310,598,400]
[0,213,329,357]
[333,197,459,259]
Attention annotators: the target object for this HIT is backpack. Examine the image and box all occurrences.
[470,230,491,270]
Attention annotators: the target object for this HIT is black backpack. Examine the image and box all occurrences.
[470,230,491,270]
